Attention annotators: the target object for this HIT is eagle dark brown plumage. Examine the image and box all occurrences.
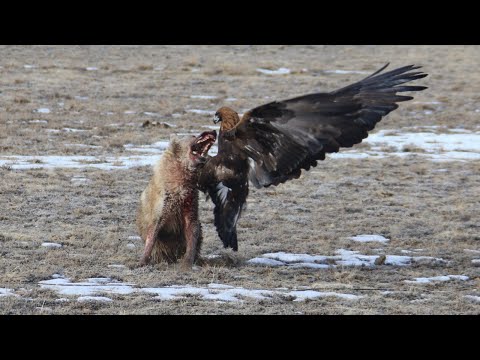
[198,64,428,251]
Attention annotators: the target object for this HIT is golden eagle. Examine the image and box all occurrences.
[198,64,428,251]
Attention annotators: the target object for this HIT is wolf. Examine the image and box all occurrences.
[137,130,216,270]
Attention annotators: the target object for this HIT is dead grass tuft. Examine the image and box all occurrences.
[137,65,154,71]
[13,97,30,104]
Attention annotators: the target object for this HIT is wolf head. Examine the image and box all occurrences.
[167,130,217,171]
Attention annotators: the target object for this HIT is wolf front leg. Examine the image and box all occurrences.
[140,216,167,266]
[181,207,201,271]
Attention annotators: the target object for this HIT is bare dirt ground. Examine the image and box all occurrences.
[0,45,479,314]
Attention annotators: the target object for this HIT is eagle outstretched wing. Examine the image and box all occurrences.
[230,64,428,188]
[198,64,428,250]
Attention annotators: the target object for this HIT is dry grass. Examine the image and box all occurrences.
[0,45,479,314]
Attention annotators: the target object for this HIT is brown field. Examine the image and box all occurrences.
[0,45,479,314]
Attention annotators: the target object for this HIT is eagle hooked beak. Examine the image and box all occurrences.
[213,114,221,124]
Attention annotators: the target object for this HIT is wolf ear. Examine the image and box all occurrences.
[168,135,182,157]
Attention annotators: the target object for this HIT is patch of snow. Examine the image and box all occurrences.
[159,122,176,127]
[202,125,220,130]
[126,243,136,249]
[367,130,480,153]
[329,152,376,160]
[0,288,15,297]
[249,250,445,269]
[411,256,445,264]
[0,154,164,170]
[124,111,136,115]
[465,295,480,303]
[328,130,480,162]
[207,283,234,290]
[405,125,441,130]
[405,275,469,284]
[141,286,207,301]
[335,249,378,267]
[171,113,182,118]
[350,234,390,243]
[55,298,70,302]
[263,252,328,263]
[289,262,331,269]
[29,120,48,124]
[46,128,89,137]
[142,285,274,302]
[471,259,480,265]
[287,290,361,301]
[75,96,89,101]
[77,296,112,302]
[127,235,141,241]
[226,98,237,102]
[86,67,98,71]
[143,112,159,116]
[64,144,101,149]
[256,67,291,75]
[35,108,50,114]
[39,277,136,296]
[38,275,361,303]
[384,255,413,266]
[41,242,62,248]
[412,101,442,105]
[464,249,480,254]
[24,64,36,69]
[108,264,126,269]
[190,95,217,100]
[247,258,285,267]
[206,288,274,302]
[187,109,216,116]
[63,128,87,132]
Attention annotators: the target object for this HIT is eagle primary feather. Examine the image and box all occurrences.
[198,63,428,251]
